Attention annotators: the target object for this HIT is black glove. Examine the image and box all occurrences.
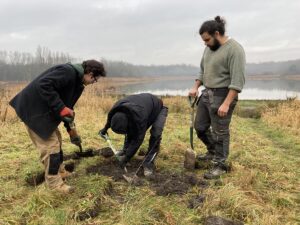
[98,128,108,138]
[116,154,129,169]
[69,129,82,147]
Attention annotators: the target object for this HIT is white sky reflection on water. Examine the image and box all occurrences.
[131,88,300,100]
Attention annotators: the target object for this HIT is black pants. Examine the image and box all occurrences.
[124,106,168,165]
[145,106,168,165]
[194,88,237,166]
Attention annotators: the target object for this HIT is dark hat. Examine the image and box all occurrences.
[111,112,128,134]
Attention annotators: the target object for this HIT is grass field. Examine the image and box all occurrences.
[0,83,299,225]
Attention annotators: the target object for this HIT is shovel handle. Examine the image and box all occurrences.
[188,96,198,108]
[79,143,83,153]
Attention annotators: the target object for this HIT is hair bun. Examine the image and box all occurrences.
[214,16,225,25]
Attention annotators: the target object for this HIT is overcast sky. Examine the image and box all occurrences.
[0,0,299,66]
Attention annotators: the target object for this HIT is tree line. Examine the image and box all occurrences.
[0,46,199,81]
[0,46,299,81]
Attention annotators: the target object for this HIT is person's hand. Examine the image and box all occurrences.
[218,103,229,117]
[60,107,75,122]
[188,88,199,97]
[68,129,82,146]
[116,155,129,169]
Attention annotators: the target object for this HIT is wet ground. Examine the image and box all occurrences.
[86,157,209,196]
[26,147,209,197]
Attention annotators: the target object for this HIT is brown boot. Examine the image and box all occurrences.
[59,164,75,179]
[53,183,75,194]
[59,170,75,179]
[46,175,74,194]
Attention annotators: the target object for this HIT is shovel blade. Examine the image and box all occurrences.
[184,148,196,170]
[122,174,139,184]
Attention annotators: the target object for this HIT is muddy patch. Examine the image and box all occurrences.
[148,172,208,196]
[99,147,115,158]
[86,159,209,196]
[188,194,206,209]
[86,158,144,181]
[64,148,101,160]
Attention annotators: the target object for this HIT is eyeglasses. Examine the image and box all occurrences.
[93,76,99,83]
[90,73,99,83]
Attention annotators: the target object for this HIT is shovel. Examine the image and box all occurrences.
[74,143,94,158]
[184,96,198,170]
[99,133,128,173]
[122,138,160,184]
[62,116,94,158]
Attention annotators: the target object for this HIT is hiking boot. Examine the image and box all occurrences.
[53,183,75,194]
[143,163,155,177]
[59,170,75,179]
[203,165,226,179]
[197,152,214,161]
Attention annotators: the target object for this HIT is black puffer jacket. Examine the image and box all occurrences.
[104,93,163,157]
[9,63,84,139]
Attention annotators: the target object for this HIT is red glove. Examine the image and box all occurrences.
[60,107,74,117]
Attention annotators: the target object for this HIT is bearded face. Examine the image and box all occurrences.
[208,36,221,51]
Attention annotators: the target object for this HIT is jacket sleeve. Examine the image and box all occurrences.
[35,66,73,117]
[124,130,147,158]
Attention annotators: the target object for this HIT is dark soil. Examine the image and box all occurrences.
[148,172,208,196]
[204,216,244,225]
[64,148,101,160]
[99,147,114,158]
[86,158,144,181]
[188,194,206,209]
[86,159,209,196]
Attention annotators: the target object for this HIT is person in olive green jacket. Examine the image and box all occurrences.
[189,16,245,179]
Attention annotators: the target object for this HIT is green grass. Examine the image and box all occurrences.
[0,99,299,225]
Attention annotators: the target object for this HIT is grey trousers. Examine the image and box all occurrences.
[194,88,237,166]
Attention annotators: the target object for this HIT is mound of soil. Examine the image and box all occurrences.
[188,194,206,209]
[64,148,100,160]
[100,147,114,158]
[86,159,209,195]
[149,173,208,196]
[86,158,144,181]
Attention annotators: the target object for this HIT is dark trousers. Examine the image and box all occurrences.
[144,106,168,165]
[194,88,237,166]
[124,106,168,165]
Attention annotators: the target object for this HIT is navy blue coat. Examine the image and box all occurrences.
[9,63,84,140]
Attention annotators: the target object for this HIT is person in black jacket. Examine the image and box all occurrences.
[99,93,168,176]
[9,60,106,193]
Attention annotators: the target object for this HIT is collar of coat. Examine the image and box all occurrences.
[69,63,84,79]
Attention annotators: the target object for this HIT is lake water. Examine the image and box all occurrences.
[120,78,300,100]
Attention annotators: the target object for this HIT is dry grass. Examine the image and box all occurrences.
[0,81,299,225]
[262,99,300,136]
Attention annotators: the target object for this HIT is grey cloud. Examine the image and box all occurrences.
[0,0,299,65]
